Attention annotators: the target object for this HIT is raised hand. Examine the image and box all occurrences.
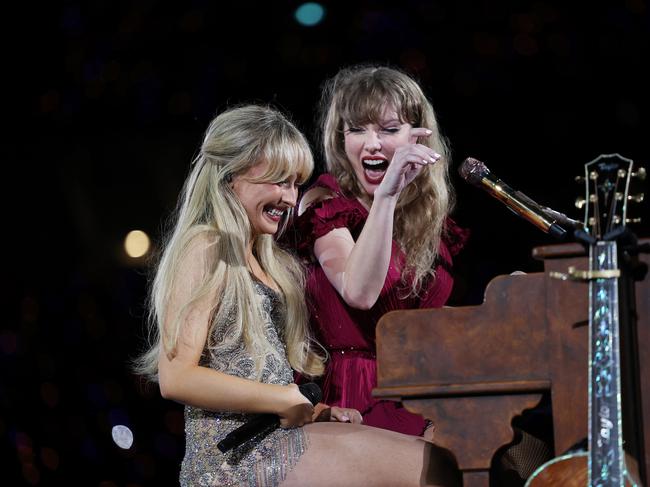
[374,127,440,199]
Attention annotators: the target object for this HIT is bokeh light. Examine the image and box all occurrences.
[124,230,150,258]
[111,425,134,449]
[294,3,325,26]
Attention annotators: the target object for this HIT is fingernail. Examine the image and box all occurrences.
[425,129,432,134]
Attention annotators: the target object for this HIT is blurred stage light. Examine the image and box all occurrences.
[111,425,134,449]
[124,230,150,258]
[295,3,325,26]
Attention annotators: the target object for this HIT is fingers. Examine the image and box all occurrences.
[410,127,433,139]
[278,384,315,428]
[394,145,441,169]
[330,408,350,422]
[328,407,363,424]
[347,410,363,424]
[279,403,315,428]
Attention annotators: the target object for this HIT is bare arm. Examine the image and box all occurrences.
[157,236,312,427]
[313,194,397,310]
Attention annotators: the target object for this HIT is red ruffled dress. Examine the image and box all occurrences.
[295,174,468,436]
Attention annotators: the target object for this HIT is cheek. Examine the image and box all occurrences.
[344,134,362,152]
[398,132,414,146]
[386,135,411,156]
[344,140,363,169]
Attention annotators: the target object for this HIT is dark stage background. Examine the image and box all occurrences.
[4,1,649,485]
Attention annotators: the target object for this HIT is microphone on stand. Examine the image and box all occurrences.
[217,382,322,453]
[458,157,582,239]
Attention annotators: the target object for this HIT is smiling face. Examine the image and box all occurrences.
[231,160,299,237]
[343,105,414,197]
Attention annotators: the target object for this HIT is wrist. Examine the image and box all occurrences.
[371,190,399,207]
[268,383,294,415]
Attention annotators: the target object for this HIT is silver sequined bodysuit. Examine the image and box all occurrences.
[180,281,307,487]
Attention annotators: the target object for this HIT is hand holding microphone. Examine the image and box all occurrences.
[217,382,322,453]
[279,383,319,428]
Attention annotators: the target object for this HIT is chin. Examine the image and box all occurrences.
[264,224,280,235]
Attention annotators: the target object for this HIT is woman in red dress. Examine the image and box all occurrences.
[295,65,468,437]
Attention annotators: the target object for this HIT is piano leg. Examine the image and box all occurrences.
[461,471,489,486]
[404,394,543,487]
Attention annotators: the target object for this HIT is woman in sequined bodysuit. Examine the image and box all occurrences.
[136,105,460,487]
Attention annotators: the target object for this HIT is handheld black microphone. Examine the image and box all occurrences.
[459,157,577,240]
[217,382,322,453]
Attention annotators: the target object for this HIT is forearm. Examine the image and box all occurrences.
[341,193,397,308]
[159,360,290,415]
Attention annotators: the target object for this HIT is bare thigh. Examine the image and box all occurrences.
[281,423,460,487]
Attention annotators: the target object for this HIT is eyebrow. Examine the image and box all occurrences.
[344,118,403,127]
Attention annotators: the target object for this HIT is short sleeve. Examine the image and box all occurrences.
[295,196,366,255]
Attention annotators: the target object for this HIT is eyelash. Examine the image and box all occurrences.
[275,179,300,188]
[346,126,400,134]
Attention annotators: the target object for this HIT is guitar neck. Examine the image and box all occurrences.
[589,240,626,486]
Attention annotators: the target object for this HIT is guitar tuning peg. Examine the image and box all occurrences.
[575,175,586,183]
[626,217,642,224]
[631,167,646,180]
[628,193,645,203]
[575,197,586,209]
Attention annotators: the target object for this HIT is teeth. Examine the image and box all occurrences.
[266,208,284,216]
[363,159,385,166]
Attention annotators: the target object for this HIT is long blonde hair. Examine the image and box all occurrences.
[137,105,324,380]
[319,65,454,295]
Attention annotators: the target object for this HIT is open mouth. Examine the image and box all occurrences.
[264,206,285,222]
[362,158,389,183]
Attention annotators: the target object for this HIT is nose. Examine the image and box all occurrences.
[363,130,381,152]
[281,185,298,207]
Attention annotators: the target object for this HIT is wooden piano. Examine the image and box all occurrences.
[374,240,650,486]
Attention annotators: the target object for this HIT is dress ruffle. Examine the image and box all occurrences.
[295,175,367,256]
[296,174,469,258]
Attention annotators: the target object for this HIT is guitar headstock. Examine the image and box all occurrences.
[574,153,645,240]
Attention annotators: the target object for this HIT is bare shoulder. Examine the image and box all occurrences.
[298,186,337,216]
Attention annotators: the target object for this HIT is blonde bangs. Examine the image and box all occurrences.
[337,73,424,128]
[249,134,314,185]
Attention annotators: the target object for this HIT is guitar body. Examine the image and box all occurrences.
[525,452,641,486]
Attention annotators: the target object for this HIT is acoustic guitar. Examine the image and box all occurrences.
[525,154,645,487]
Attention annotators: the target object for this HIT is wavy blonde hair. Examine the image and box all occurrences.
[136,105,324,381]
[319,65,454,295]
